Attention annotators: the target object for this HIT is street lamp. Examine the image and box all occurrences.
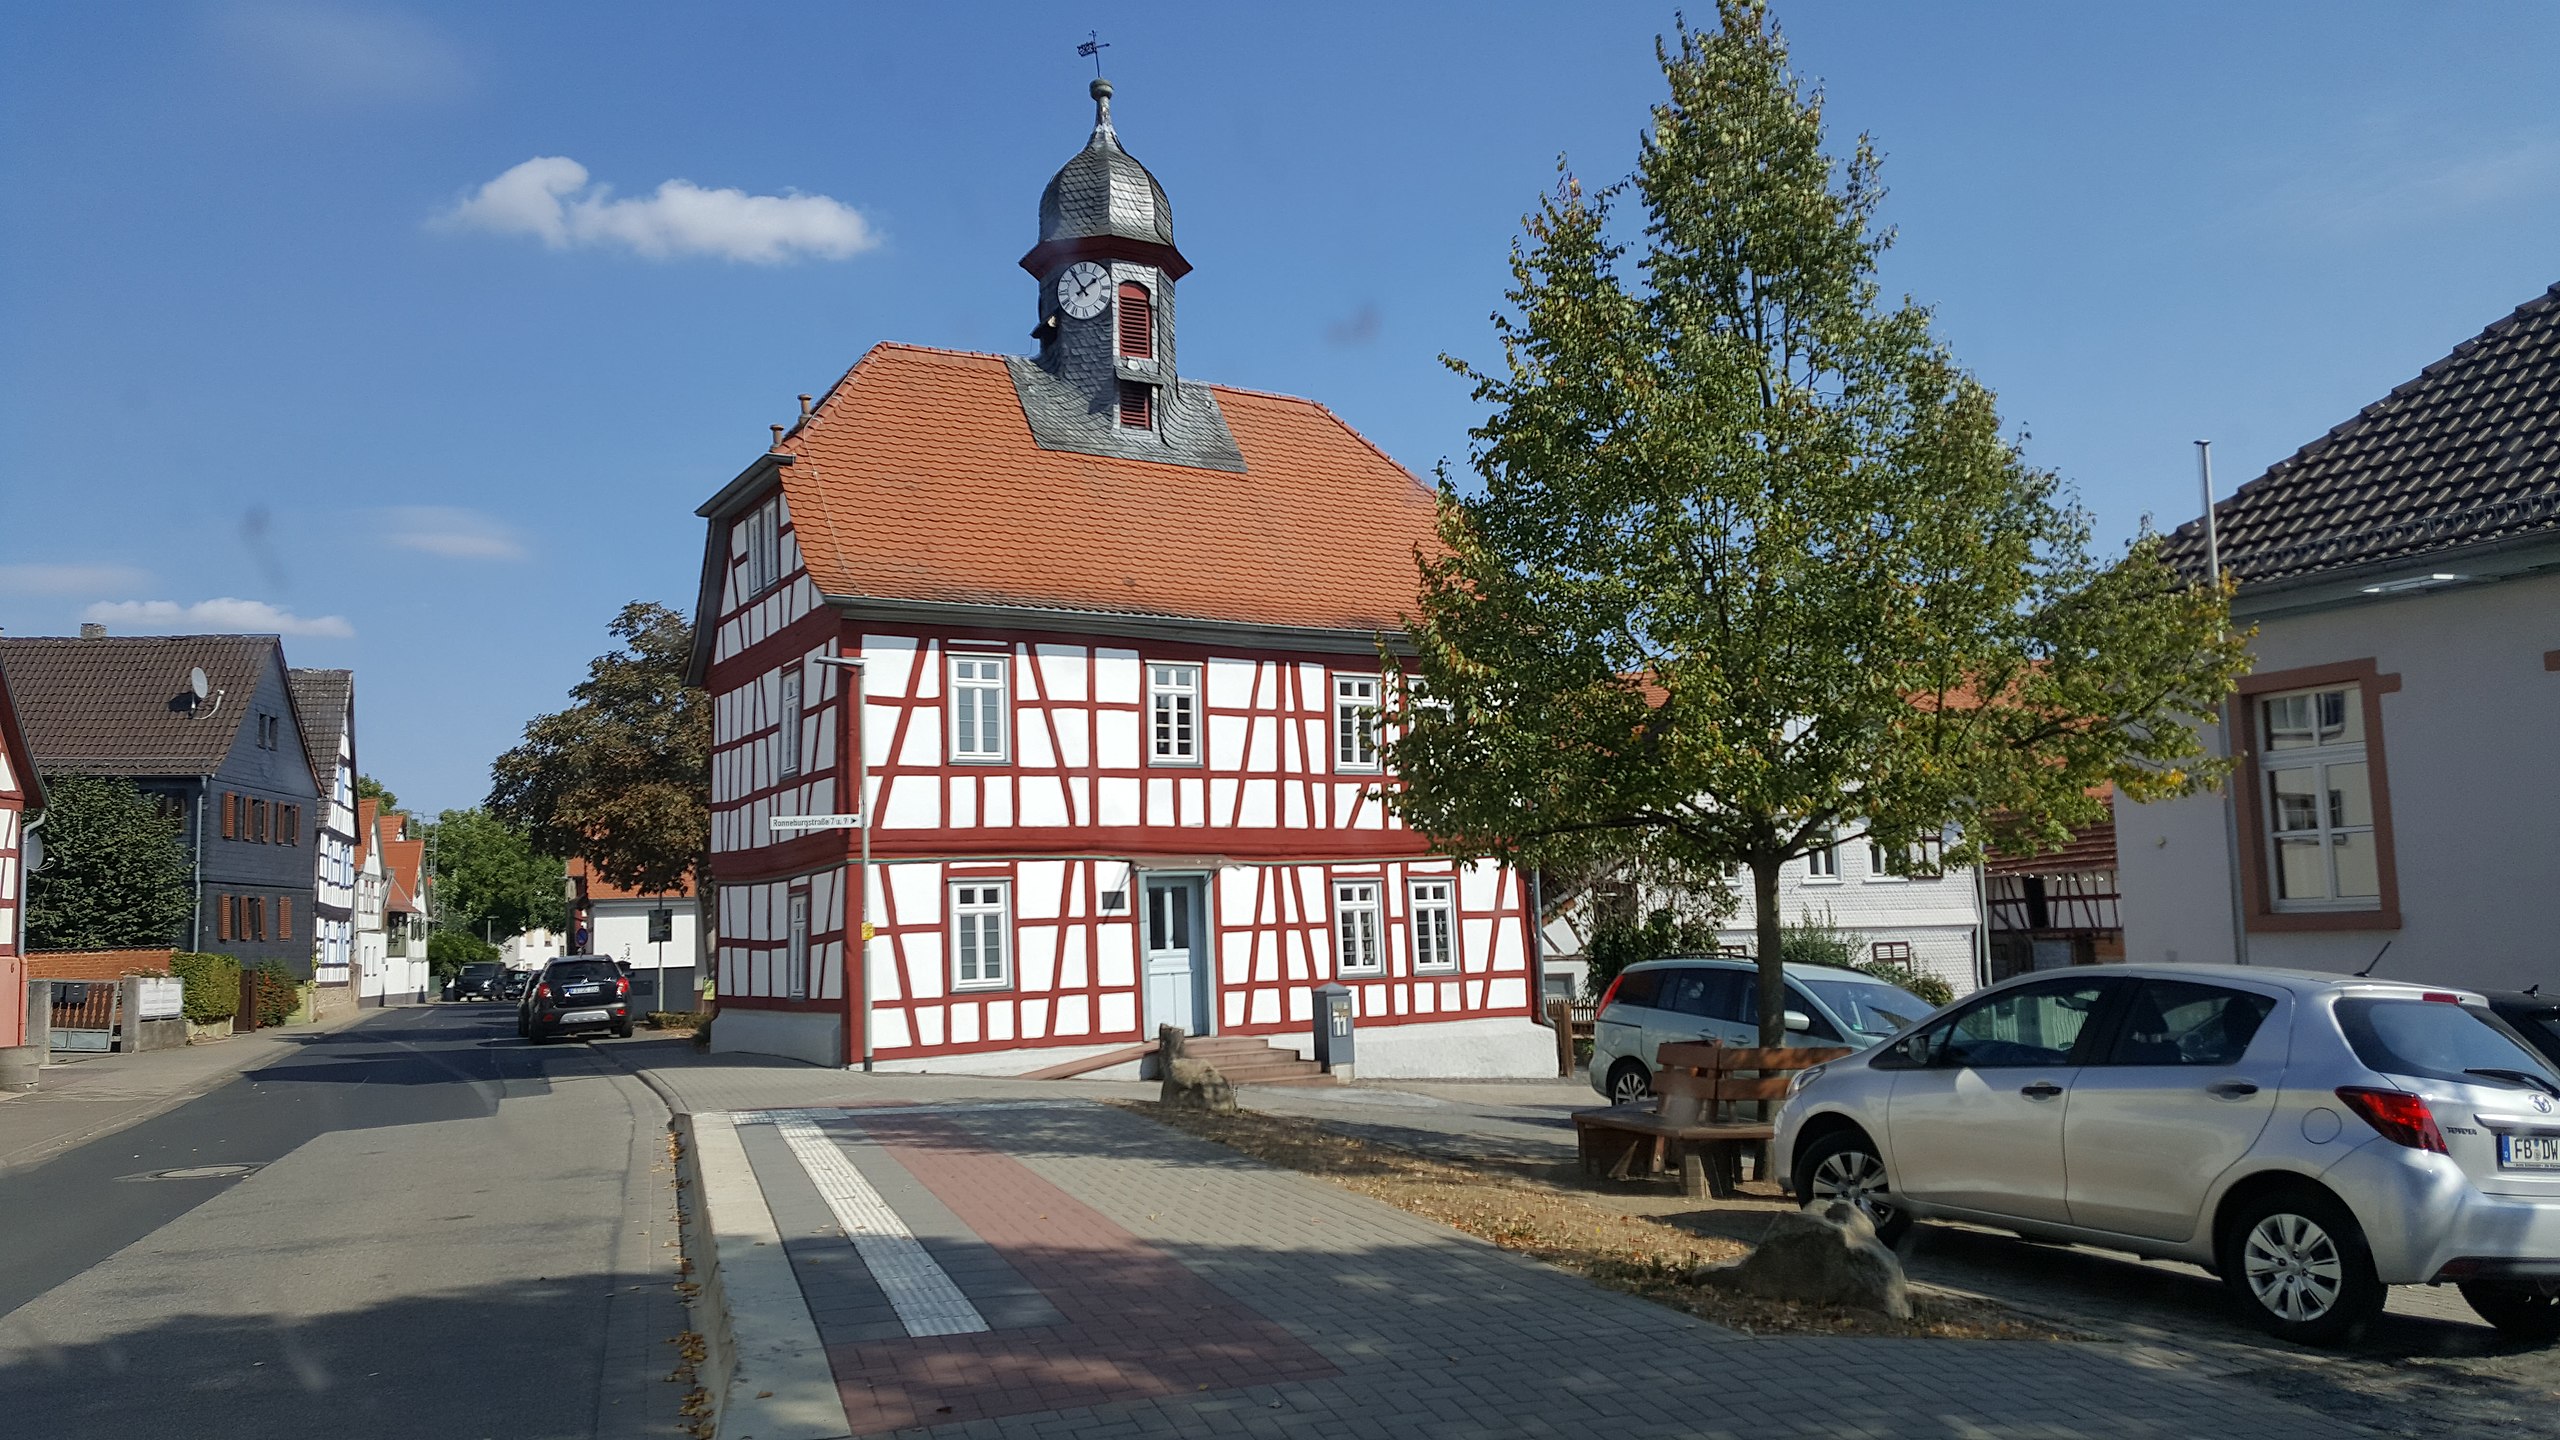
[807,650,873,1072]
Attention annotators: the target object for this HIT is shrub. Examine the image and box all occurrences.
[427,930,500,979]
[169,952,241,1024]
[1861,961,1955,1009]
[1777,914,1862,970]
[247,961,300,1028]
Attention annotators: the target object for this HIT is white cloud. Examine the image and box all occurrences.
[82,598,355,639]
[436,156,878,264]
[2258,126,2560,236]
[381,506,526,561]
[221,1,468,104]
[0,563,152,596]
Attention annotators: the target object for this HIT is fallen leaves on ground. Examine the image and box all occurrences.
[1122,1100,2066,1341]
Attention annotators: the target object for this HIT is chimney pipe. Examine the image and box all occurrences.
[79,622,106,639]
[770,424,785,450]
[798,394,814,418]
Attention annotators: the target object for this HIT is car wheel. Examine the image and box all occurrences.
[1797,1127,1911,1245]
[612,1020,634,1039]
[2460,1279,2560,1344]
[2219,1186,2385,1346]
[1606,1059,1652,1107]
[527,1025,548,1045]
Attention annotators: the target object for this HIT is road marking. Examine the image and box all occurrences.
[765,1110,990,1338]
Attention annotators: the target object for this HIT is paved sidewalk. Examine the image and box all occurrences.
[0,1002,384,1174]
[631,1045,2365,1440]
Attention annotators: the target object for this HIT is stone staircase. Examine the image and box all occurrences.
[1182,1034,1334,1087]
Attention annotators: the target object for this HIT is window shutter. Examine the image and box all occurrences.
[221,794,236,839]
[1116,282,1152,358]
[280,898,293,940]
[215,895,231,942]
[1117,380,1153,429]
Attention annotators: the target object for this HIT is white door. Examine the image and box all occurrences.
[1144,879,1206,1036]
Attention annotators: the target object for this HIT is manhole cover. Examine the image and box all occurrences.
[138,1163,262,1181]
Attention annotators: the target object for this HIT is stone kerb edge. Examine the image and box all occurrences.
[678,1109,854,1440]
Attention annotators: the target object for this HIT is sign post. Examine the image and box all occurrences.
[648,906,674,1012]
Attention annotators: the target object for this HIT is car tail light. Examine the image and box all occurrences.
[2337,1086,2448,1153]
[2423,991,2461,1003]
[534,983,550,1001]
[617,977,630,997]
[1595,973,1627,1016]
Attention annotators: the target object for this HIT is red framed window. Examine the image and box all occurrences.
[1116,281,1152,359]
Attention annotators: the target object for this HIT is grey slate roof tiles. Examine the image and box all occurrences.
[0,634,277,776]
[287,667,352,788]
[2165,281,2560,586]
[1037,82,1176,250]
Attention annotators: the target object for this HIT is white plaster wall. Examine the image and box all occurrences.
[2120,569,2560,994]
[711,1007,843,1068]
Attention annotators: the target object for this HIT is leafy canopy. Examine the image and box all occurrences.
[422,806,565,942]
[27,774,197,950]
[1386,3,2246,1038]
[354,775,399,812]
[489,602,709,898]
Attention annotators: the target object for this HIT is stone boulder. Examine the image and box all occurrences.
[1160,1056,1238,1114]
[1697,1200,1911,1318]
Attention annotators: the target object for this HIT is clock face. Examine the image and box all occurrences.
[1056,262,1111,320]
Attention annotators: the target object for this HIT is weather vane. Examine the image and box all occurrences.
[1077,30,1110,77]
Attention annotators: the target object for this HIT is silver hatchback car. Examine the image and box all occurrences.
[1773,964,2560,1345]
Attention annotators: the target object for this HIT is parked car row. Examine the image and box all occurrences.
[1591,954,2560,1347]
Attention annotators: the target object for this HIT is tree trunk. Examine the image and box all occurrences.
[1754,856,1786,1048]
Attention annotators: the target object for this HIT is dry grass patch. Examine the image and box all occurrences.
[1124,1100,2068,1341]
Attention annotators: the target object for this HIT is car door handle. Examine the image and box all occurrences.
[2020,1081,2064,1100]
[2208,1080,2261,1099]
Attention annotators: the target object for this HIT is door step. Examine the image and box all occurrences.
[1181,1036,1334,1086]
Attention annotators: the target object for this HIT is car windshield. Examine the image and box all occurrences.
[1797,976,1932,1038]
[2335,998,2560,1093]
[547,961,621,985]
[461,964,501,979]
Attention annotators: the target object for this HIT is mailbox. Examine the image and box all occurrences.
[1312,982,1355,1078]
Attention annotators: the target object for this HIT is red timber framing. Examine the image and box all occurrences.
[693,485,1537,1066]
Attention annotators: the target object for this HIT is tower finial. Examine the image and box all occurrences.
[1090,75,1113,135]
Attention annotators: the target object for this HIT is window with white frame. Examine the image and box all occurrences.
[778,667,803,776]
[1148,663,1200,763]
[2259,683,2379,908]
[1409,878,1457,972]
[1334,673,1380,771]
[786,890,810,999]
[1334,880,1382,974]
[1806,835,1839,880]
[951,881,1011,989]
[739,497,781,597]
[949,653,1008,762]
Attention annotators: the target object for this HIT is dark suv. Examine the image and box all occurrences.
[446,962,505,1002]
[518,956,634,1043]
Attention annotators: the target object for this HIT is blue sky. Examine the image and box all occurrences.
[4,2,2557,814]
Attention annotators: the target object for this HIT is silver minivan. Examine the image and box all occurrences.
[1588,956,1935,1106]
[1774,965,2560,1345]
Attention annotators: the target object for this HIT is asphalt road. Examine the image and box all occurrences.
[0,1004,690,1440]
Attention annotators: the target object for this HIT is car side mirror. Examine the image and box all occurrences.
[1782,1009,1812,1034]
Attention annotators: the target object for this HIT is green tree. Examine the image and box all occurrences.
[354,775,399,812]
[489,602,709,900]
[26,775,197,949]
[426,929,500,979]
[423,807,565,942]
[1387,4,2248,1045]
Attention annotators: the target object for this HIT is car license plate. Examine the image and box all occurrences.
[2500,1135,2560,1169]
[562,1009,610,1023]
[565,984,600,997]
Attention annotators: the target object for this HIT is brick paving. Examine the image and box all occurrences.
[678,1057,2366,1440]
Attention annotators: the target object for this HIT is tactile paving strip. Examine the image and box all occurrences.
[765,1110,990,1338]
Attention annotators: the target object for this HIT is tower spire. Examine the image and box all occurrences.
[1089,77,1115,144]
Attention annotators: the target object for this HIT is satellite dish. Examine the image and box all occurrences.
[189,667,210,700]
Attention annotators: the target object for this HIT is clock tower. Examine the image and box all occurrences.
[1009,77,1244,472]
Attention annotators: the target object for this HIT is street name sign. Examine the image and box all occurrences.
[770,814,863,833]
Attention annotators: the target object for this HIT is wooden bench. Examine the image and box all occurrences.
[1570,1041,1853,1198]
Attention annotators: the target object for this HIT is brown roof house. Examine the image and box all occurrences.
[2121,282,2560,993]
[0,632,324,975]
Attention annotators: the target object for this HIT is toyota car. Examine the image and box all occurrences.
[1774,965,2560,1345]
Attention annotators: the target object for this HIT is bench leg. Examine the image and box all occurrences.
[1677,1144,1709,1200]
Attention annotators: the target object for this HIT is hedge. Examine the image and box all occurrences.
[169,952,242,1024]
[247,961,300,1028]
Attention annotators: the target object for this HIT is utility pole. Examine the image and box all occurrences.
[2198,441,2251,968]
[809,651,873,1071]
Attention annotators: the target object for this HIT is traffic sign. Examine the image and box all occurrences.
[770,814,863,832]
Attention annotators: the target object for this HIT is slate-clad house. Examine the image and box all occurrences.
[0,659,42,1050]
[288,668,358,991]
[0,633,322,970]
[2122,281,2560,994]
[684,79,1549,1075]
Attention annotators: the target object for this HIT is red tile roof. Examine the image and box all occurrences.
[766,345,1443,632]
[568,855,694,901]
[1987,788,2118,876]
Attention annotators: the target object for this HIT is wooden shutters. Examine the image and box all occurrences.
[1116,282,1152,358]
[279,898,293,940]
[216,895,231,941]
[1116,379,1153,429]
[220,793,237,839]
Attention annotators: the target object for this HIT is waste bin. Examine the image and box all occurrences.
[1311,982,1354,1079]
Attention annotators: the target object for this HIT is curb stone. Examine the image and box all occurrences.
[677,1109,854,1440]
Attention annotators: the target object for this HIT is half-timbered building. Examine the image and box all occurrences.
[686,78,1549,1076]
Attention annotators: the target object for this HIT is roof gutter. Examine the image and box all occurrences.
[2230,528,2560,622]
[820,592,1415,657]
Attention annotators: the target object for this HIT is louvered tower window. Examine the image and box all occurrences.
[1116,282,1153,359]
[1117,380,1154,429]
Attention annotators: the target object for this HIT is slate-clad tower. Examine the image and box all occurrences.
[1008,78,1244,472]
